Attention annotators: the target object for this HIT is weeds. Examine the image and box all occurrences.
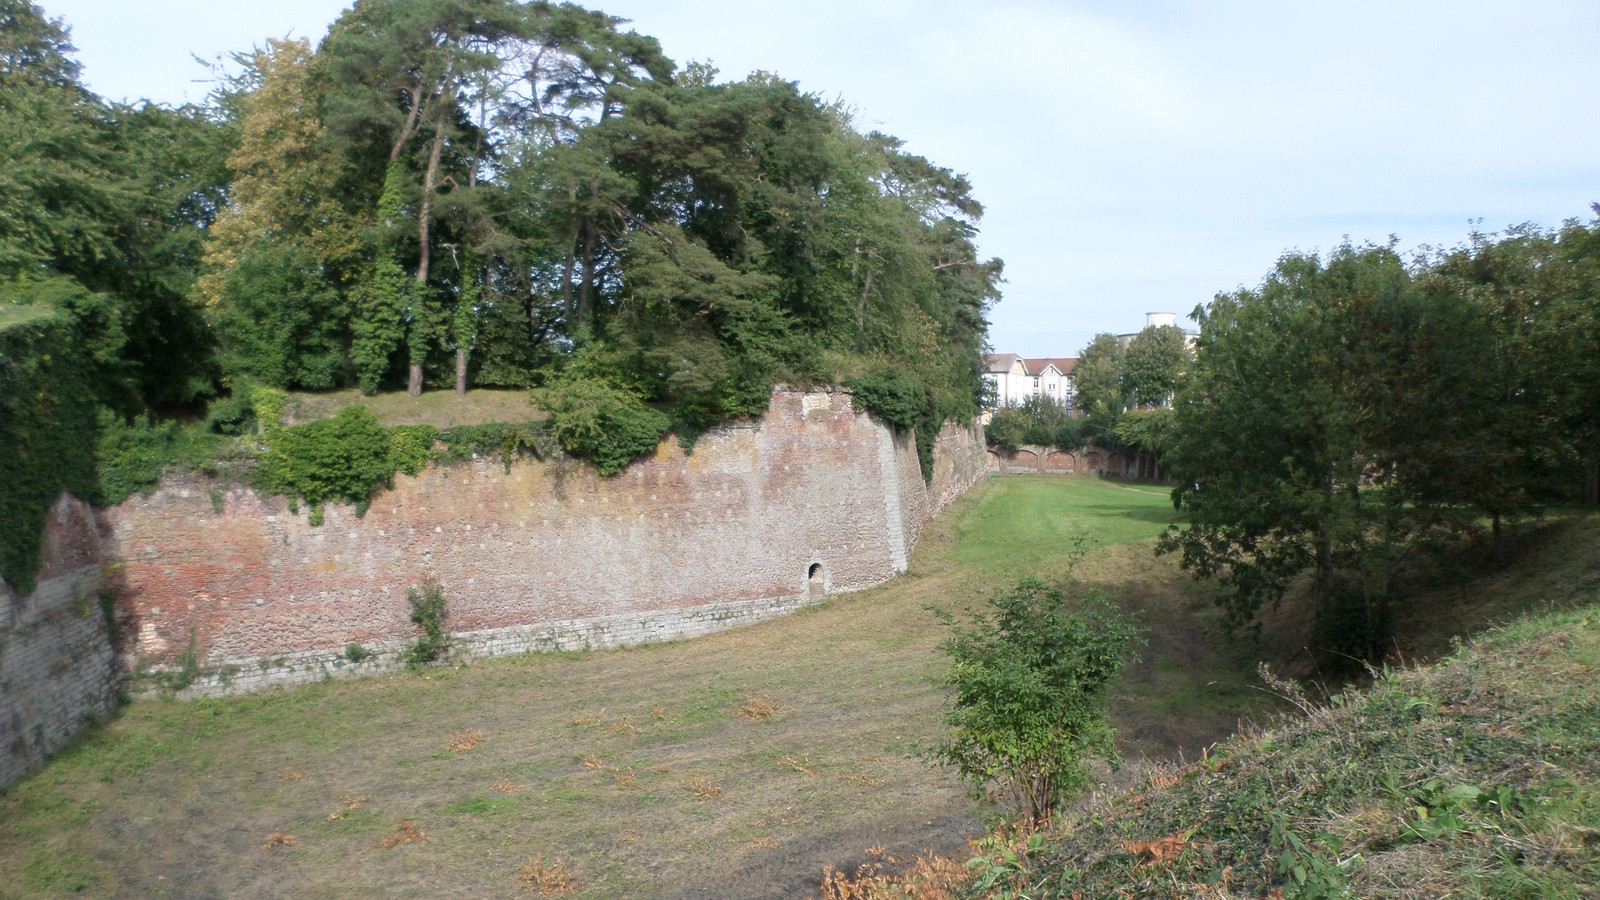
[736,695,781,720]
[777,755,817,777]
[516,856,580,895]
[447,729,486,752]
[683,777,722,799]
[403,578,450,669]
[375,819,426,849]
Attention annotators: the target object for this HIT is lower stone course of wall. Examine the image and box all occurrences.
[1,495,115,791]
[168,590,830,698]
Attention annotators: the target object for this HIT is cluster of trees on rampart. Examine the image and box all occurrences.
[0,0,1002,590]
[1,0,998,445]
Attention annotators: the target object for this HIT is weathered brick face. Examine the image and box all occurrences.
[104,390,989,696]
[1,495,116,790]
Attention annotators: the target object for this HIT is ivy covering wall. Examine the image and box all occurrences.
[0,313,98,594]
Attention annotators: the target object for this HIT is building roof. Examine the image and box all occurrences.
[984,353,1021,373]
[1023,357,1078,376]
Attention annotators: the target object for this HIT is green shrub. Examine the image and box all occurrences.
[536,378,668,476]
[96,414,229,506]
[931,577,1143,825]
[436,421,550,472]
[344,643,373,664]
[202,388,256,435]
[849,370,923,432]
[403,578,450,669]
[387,424,439,477]
[96,412,176,502]
[255,405,393,513]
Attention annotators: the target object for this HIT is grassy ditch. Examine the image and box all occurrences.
[0,477,1285,897]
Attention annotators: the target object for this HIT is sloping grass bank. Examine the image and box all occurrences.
[1004,602,1600,898]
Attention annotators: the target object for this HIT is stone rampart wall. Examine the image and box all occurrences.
[105,389,989,697]
[1,495,116,790]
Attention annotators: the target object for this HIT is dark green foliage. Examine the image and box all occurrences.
[985,395,1085,453]
[255,405,394,513]
[403,577,450,670]
[850,370,923,432]
[435,421,551,471]
[1161,228,1600,652]
[932,577,1143,825]
[344,642,372,663]
[212,244,347,390]
[536,377,669,476]
[386,424,438,476]
[95,413,177,503]
[2,1,998,494]
[0,312,97,593]
[95,413,230,506]
[1122,323,1188,408]
[202,391,255,435]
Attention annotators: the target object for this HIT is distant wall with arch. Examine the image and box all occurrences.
[986,443,1131,477]
[101,389,989,698]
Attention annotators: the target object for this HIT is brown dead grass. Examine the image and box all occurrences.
[819,848,974,900]
[736,695,781,720]
[446,729,486,752]
[374,820,426,849]
[259,832,300,850]
[777,755,817,777]
[516,856,581,896]
[683,777,722,799]
[326,794,369,821]
[276,768,305,782]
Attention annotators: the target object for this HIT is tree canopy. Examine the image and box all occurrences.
[1158,232,1600,662]
[1,0,1000,478]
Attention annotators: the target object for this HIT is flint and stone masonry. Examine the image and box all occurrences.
[1,390,986,788]
[104,389,989,696]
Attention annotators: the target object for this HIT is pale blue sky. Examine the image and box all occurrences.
[41,0,1600,356]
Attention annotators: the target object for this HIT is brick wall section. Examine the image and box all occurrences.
[105,389,990,697]
[1,495,116,790]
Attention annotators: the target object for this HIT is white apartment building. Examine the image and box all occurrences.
[983,354,1078,410]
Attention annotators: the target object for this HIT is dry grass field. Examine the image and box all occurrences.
[1,476,1296,897]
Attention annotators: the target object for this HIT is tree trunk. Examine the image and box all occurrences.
[577,217,597,330]
[561,190,578,324]
[455,346,468,395]
[408,107,449,398]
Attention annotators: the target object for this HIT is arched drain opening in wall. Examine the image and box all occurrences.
[808,562,826,598]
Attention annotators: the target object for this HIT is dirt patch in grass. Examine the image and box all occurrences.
[285,387,542,429]
[0,476,1294,898]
